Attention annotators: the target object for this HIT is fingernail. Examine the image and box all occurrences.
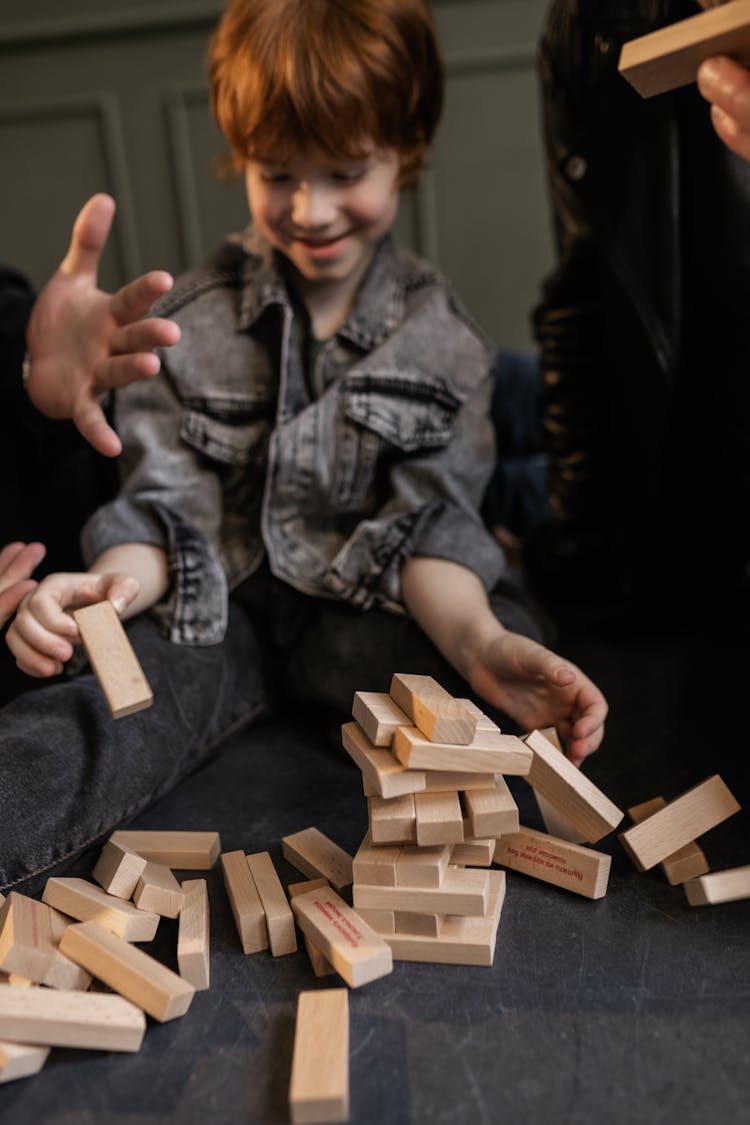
[111,595,127,613]
[698,58,720,88]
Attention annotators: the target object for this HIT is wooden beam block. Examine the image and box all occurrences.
[355,908,396,934]
[463,778,518,838]
[394,911,439,937]
[44,905,93,991]
[0,1040,50,1084]
[220,850,268,954]
[177,879,210,990]
[73,600,153,718]
[341,721,426,798]
[282,828,354,893]
[524,729,624,843]
[619,0,750,98]
[532,727,587,843]
[352,834,402,888]
[393,725,531,775]
[290,887,393,988]
[0,893,54,982]
[421,770,499,793]
[132,862,185,918]
[60,920,195,1022]
[109,830,221,869]
[390,673,477,745]
[684,865,750,906]
[287,880,335,978]
[246,852,297,957]
[619,775,740,871]
[368,794,417,845]
[42,879,159,942]
[414,791,464,846]
[353,866,489,917]
[384,870,506,966]
[92,839,147,899]
[454,698,500,730]
[395,843,452,889]
[0,983,146,1051]
[352,691,409,746]
[450,838,496,867]
[628,797,710,885]
[289,989,349,1125]
[495,826,611,899]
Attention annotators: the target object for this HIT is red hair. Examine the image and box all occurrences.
[209,0,443,186]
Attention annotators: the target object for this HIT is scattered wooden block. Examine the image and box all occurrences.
[394,911,439,937]
[282,828,354,893]
[0,893,54,982]
[287,880,335,978]
[524,729,624,843]
[60,920,195,1022]
[177,879,210,990]
[619,775,740,871]
[220,851,268,955]
[352,834,401,887]
[463,778,518,838]
[42,878,159,942]
[341,721,426,798]
[353,866,489,918]
[414,791,464,846]
[684,865,750,906]
[109,830,221,869]
[0,1040,50,1084]
[133,862,185,918]
[289,989,349,1124]
[92,839,147,899]
[532,728,587,844]
[390,673,477,745]
[0,983,146,1051]
[393,725,531,775]
[44,905,93,991]
[73,600,153,718]
[628,797,710,885]
[246,852,297,957]
[619,0,750,98]
[395,843,452,889]
[495,826,611,900]
[352,691,410,746]
[368,794,417,845]
[290,887,393,988]
[450,838,496,867]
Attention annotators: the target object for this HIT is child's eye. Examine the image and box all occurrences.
[331,168,366,183]
[261,170,291,184]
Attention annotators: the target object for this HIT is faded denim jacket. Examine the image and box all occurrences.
[82,231,509,645]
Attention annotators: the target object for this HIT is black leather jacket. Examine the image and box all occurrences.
[530,0,750,601]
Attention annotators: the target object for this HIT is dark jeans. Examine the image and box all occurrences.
[0,567,542,891]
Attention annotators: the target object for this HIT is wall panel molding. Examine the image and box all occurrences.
[0,3,222,47]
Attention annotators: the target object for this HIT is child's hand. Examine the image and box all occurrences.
[0,542,46,629]
[6,571,140,678]
[467,631,608,766]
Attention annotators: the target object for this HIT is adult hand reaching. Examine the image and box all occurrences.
[0,542,46,629]
[24,193,181,457]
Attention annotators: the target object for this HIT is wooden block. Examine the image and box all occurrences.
[414,791,464,846]
[395,843,452,889]
[282,828,354,893]
[355,908,396,934]
[352,834,401,887]
[287,880,335,977]
[422,770,499,793]
[177,879,210,990]
[394,911,439,937]
[533,728,587,844]
[42,878,159,942]
[60,920,195,1022]
[133,862,185,918]
[450,838,496,867]
[393,725,531,775]
[684,865,750,906]
[0,1040,50,1084]
[454,699,500,730]
[44,905,93,991]
[352,691,410,746]
[220,850,268,954]
[524,729,624,843]
[628,797,710,885]
[109,830,221,869]
[353,866,489,917]
[619,0,750,98]
[0,983,145,1051]
[368,794,417,845]
[390,673,477,744]
[73,600,153,718]
[289,989,349,1125]
[495,826,611,899]
[341,721,426,798]
[385,870,506,966]
[619,775,740,871]
[290,887,393,988]
[92,839,147,899]
[0,893,54,982]
[246,852,297,957]
[463,778,518,838]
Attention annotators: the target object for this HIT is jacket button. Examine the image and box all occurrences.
[565,154,587,181]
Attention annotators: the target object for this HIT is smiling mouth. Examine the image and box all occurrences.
[292,232,352,248]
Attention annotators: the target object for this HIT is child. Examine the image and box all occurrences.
[2,0,606,891]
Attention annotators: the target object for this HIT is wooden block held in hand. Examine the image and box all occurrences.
[220,851,268,954]
[628,797,710,885]
[92,839,147,899]
[73,600,153,718]
[289,989,349,1124]
[290,888,392,988]
[282,828,354,892]
[495,825,611,899]
[684,865,750,906]
[0,983,145,1051]
[177,880,210,990]
[390,673,477,744]
[42,878,159,942]
[619,775,740,871]
[133,862,185,918]
[109,830,221,869]
[524,729,623,843]
[246,852,297,957]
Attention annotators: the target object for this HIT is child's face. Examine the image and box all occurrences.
[245,144,400,296]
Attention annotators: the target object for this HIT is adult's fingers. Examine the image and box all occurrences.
[0,580,37,629]
[72,396,122,458]
[59,193,116,281]
[0,542,46,591]
[108,270,175,326]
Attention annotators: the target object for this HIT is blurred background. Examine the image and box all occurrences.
[0,0,552,350]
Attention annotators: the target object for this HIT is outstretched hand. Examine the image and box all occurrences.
[24,193,180,457]
[0,542,46,630]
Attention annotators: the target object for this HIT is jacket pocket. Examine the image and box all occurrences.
[180,394,272,466]
[342,370,462,452]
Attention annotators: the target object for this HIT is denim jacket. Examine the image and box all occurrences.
[82,231,508,644]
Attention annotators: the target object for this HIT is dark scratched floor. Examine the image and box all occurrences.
[2,592,750,1125]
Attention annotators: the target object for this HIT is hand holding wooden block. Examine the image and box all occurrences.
[73,601,153,719]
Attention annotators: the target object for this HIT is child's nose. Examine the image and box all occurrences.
[291,182,335,228]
